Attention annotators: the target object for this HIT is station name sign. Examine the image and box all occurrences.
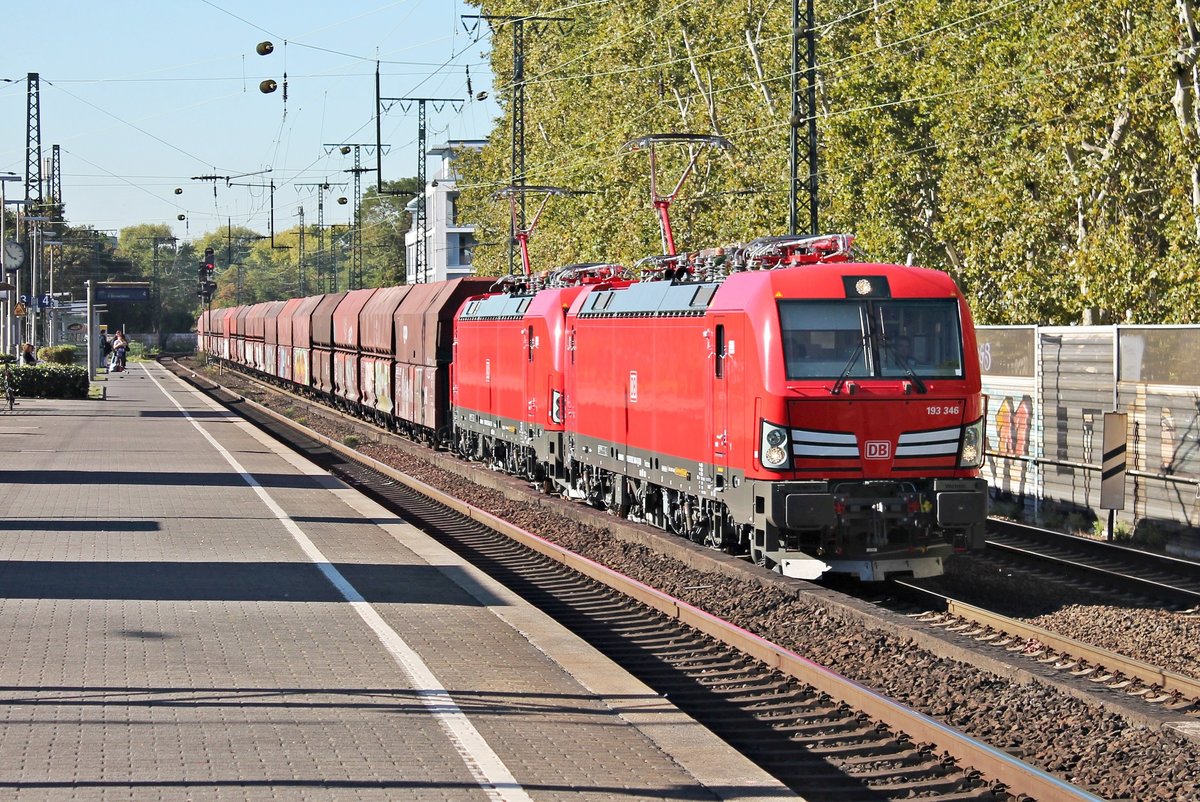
[96,282,151,303]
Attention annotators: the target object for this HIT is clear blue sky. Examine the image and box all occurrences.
[0,0,499,244]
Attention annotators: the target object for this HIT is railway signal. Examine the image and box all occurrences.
[198,248,217,303]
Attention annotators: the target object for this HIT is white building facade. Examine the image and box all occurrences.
[404,139,484,284]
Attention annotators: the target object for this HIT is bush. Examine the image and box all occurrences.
[1064,511,1095,535]
[36,345,78,365]
[1094,519,1132,541]
[1132,522,1168,551]
[128,340,147,360]
[7,364,89,399]
[989,497,1023,521]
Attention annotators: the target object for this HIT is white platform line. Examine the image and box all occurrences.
[147,365,531,802]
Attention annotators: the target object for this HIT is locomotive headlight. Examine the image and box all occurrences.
[760,421,791,471]
[958,417,984,468]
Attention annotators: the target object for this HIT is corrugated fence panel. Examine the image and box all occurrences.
[1038,328,1114,516]
[979,325,1199,558]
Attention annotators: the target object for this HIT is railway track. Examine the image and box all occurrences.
[984,520,1200,610]
[834,519,1200,733]
[164,358,1108,801]
[886,579,1200,715]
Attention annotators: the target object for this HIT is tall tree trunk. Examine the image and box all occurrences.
[1173,0,1200,237]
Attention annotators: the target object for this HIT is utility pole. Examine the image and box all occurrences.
[324,144,375,290]
[376,74,462,283]
[463,13,569,274]
[219,220,268,305]
[25,73,43,215]
[296,180,342,293]
[24,72,44,339]
[789,0,819,236]
[296,206,306,296]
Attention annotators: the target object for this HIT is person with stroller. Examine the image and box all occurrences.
[110,331,128,372]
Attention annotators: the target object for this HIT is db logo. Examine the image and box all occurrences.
[865,440,891,460]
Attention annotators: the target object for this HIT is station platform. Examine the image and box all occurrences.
[0,361,794,801]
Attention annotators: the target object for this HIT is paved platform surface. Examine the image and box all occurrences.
[0,362,796,801]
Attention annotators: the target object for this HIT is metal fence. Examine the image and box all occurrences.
[978,325,1200,558]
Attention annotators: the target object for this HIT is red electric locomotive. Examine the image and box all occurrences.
[451,263,630,483]
[560,235,986,580]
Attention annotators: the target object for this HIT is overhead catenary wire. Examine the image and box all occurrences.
[13,0,1166,260]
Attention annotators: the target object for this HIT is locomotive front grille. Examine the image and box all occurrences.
[896,425,964,459]
[790,428,858,459]
[788,425,967,462]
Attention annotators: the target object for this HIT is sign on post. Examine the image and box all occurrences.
[1100,412,1128,510]
[96,282,151,303]
[60,312,89,347]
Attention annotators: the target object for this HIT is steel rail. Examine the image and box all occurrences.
[896,580,1200,704]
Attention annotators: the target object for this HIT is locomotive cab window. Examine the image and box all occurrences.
[779,299,963,380]
[874,300,963,379]
[779,302,870,379]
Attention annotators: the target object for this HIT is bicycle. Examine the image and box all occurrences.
[1,365,14,411]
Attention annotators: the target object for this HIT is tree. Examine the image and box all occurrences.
[360,178,420,286]
[461,0,1200,323]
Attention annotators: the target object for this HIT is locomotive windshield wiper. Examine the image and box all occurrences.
[881,338,927,394]
[830,341,865,395]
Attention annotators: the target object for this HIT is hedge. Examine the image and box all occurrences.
[4,364,90,399]
[37,345,78,365]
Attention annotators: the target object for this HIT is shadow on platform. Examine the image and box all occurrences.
[0,560,504,606]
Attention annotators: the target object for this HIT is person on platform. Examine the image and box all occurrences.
[111,331,128,372]
[18,343,36,366]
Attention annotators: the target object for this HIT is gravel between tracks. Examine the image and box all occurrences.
[928,555,1200,681]
[188,361,1200,801]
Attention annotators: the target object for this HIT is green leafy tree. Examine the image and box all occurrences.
[461,0,1200,323]
[360,178,420,286]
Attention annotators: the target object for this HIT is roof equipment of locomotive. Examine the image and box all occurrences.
[492,184,582,278]
[621,133,732,258]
